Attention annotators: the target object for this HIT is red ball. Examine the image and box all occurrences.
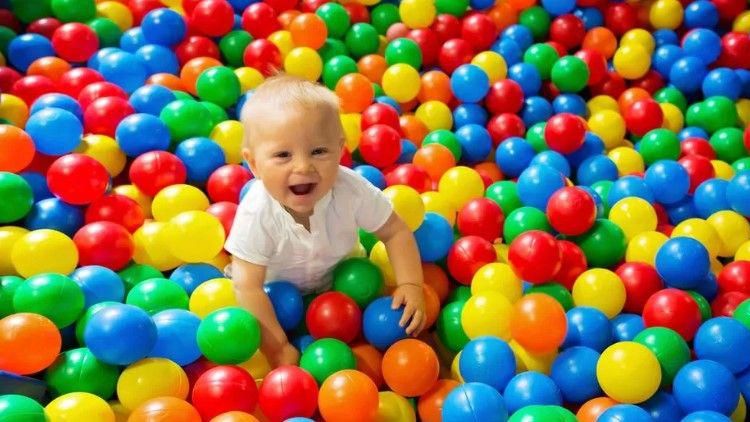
[84,97,135,137]
[461,13,497,51]
[206,201,237,237]
[616,262,664,314]
[241,3,281,39]
[192,366,259,421]
[11,75,57,106]
[604,3,638,36]
[306,292,362,344]
[129,151,188,196]
[48,154,109,205]
[590,71,626,98]
[85,194,145,233]
[265,0,298,13]
[713,0,745,21]
[129,0,163,26]
[58,68,105,99]
[343,2,369,24]
[300,0,328,12]
[189,0,235,37]
[384,164,431,193]
[643,288,702,341]
[359,124,402,169]
[549,14,585,50]
[0,9,20,33]
[544,113,586,154]
[27,17,62,39]
[0,67,22,94]
[438,38,474,74]
[431,14,461,44]
[183,357,218,396]
[712,291,750,317]
[407,29,440,67]
[361,103,401,133]
[447,235,496,285]
[575,49,607,86]
[632,70,665,95]
[259,365,319,422]
[175,36,221,66]
[485,79,524,115]
[546,186,596,235]
[52,23,99,63]
[554,240,587,290]
[206,164,253,204]
[456,198,504,243]
[487,113,525,146]
[679,154,715,194]
[77,81,128,111]
[719,32,750,70]
[718,261,750,295]
[73,221,135,271]
[508,230,562,284]
[243,39,282,77]
[624,99,663,137]
[680,138,716,159]
[546,41,567,58]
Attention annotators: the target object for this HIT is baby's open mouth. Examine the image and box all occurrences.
[289,183,316,195]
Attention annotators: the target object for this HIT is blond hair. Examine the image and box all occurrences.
[239,73,342,148]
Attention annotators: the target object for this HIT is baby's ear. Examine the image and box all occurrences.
[242,147,259,179]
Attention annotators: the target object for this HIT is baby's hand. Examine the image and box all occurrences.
[268,342,300,368]
[391,283,426,336]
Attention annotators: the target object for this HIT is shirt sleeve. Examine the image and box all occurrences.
[224,193,276,266]
[349,169,394,233]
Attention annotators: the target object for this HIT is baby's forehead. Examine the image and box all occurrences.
[246,102,341,133]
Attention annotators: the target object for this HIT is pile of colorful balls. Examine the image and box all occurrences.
[3,0,750,420]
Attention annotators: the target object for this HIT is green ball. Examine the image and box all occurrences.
[519,6,551,40]
[700,96,738,133]
[733,157,750,173]
[219,31,252,68]
[197,307,261,364]
[370,3,400,35]
[201,101,229,127]
[639,128,681,165]
[688,291,711,321]
[733,299,750,330]
[634,327,690,386]
[172,91,194,101]
[486,181,523,216]
[333,258,384,308]
[87,17,122,48]
[0,26,17,57]
[423,129,462,161]
[591,180,613,215]
[685,102,704,128]
[10,0,53,24]
[45,347,119,399]
[526,122,548,152]
[436,0,469,16]
[0,394,46,422]
[509,405,576,422]
[196,66,240,109]
[654,86,687,113]
[322,55,358,89]
[503,206,552,244]
[52,0,95,22]
[447,285,472,303]
[316,2,351,39]
[344,23,379,59]
[13,273,85,328]
[318,38,350,63]
[551,56,589,92]
[0,275,23,318]
[710,127,747,163]
[358,229,378,254]
[126,278,189,315]
[436,300,470,353]
[75,301,117,346]
[372,82,384,97]
[527,283,574,311]
[573,219,626,268]
[0,172,33,223]
[523,43,559,79]
[300,338,356,384]
[160,99,213,141]
[118,263,163,293]
[385,37,422,69]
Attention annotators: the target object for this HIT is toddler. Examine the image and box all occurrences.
[225,74,425,368]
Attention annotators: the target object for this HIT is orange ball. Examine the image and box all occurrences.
[278,10,301,29]
[507,0,537,11]
[509,293,567,354]
[128,397,201,422]
[358,54,387,84]
[381,339,440,397]
[210,411,260,422]
[27,57,71,82]
[180,57,222,95]
[488,2,518,32]
[147,73,187,92]
[0,125,35,172]
[289,13,327,50]
[352,343,384,388]
[577,397,619,422]
[618,87,651,114]
[423,263,450,304]
[418,379,460,422]
[583,27,618,59]
[413,143,456,182]
[336,73,374,113]
[400,115,429,146]
[418,71,452,104]
[423,284,441,329]
[318,370,378,422]
[0,313,61,375]
[474,162,503,185]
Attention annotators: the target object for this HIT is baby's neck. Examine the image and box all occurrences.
[284,206,312,231]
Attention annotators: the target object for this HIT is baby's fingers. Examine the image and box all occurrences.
[405,310,424,336]
[391,290,405,310]
[399,302,415,328]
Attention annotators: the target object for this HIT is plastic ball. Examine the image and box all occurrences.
[510,293,567,354]
[694,317,750,374]
[117,358,189,411]
[546,187,597,236]
[459,336,516,392]
[0,394,47,422]
[164,211,225,263]
[258,365,318,422]
[415,212,454,262]
[613,44,651,80]
[25,107,82,155]
[597,341,662,403]
[447,235,496,285]
[11,229,79,277]
[655,237,710,289]
[550,346,602,404]
[508,230,561,284]
[362,296,407,350]
[192,365,259,421]
[150,309,201,366]
[441,382,508,422]
[318,369,379,422]
[0,313,61,375]
[84,303,157,365]
[197,307,260,365]
[45,392,115,422]
[674,360,740,415]
[504,371,563,414]
[382,339,439,397]
[461,291,512,340]
[643,288,702,341]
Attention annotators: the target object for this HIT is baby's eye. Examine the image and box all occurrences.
[274,151,291,159]
[312,147,328,155]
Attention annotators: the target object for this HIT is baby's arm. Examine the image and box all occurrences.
[230,257,299,367]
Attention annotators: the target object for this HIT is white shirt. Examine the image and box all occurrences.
[225,166,393,294]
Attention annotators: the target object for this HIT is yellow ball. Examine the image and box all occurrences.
[597,342,661,403]
[733,11,750,32]
[470,262,522,303]
[370,241,396,287]
[609,146,645,175]
[202,250,230,271]
[735,240,750,261]
[46,392,115,422]
[415,100,453,131]
[165,211,225,263]
[377,391,416,422]
[421,191,456,226]
[0,226,27,276]
[76,134,127,177]
[660,102,684,132]
[672,218,721,257]
[471,51,507,83]
[608,197,657,241]
[737,99,750,126]
[210,120,244,165]
[109,400,130,422]
[399,0,436,29]
[113,185,153,219]
[97,1,133,31]
[383,185,425,231]
[382,64,421,102]
[0,94,29,127]
[451,352,464,383]
[711,255,724,276]
[11,229,78,278]
[732,394,747,422]
[649,0,683,30]
[133,221,181,271]
[284,47,323,81]
[572,268,626,318]
[340,113,362,152]
[509,339,557,374]
[117,358,189,410]
[461,291,512,340]
[626,230,669,265]
[234,67,265,93]
[438,166,485,210]
[152,184,210,222]
[621,29,656,54]
[268,30,294,58]
[189,277,237,318]
[613,44,651,80]
[238,350,271,379]
[587,95,619,115]
[494,243,509,263]
[588,110,626,150]
[708,210,750,257]
[712,160,735,181]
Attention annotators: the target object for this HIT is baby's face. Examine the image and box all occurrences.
[244,107,343,219]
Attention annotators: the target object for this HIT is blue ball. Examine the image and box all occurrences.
[84,303,158,366]
[239,179,255,201]
[684,1,719,29]
[120,28,147,53]
[495,137,536,178]
[694,178,730,218]
[508,62,542,96]
[579,186,606,218]
[98,51,148,94]
[737,69,750,97]
[362,296,407,350]
[598,405,653,422]
[679,126,709,141]
[694,317,750,374]
[491,39,522,66]
[576,155,618,186]
[517,164,566,210]
[456,124,492,164]
[682,411,732,422]
[442,382,508,422]
[175,137,226,184]
[502,25,533,51]
[695,272,719,302]
[25,108,83,155]
[129,85,177,116]
[612,313,645,341]
[574,7,604,30]
[653,45,684,78]
[292,334,315,353]
[228,0,255,13]
[655,237,710,289]
[640,391,684,422]
[87,47,119,71]
[141,8,187,47]
[727,171,750,217]
[552,94,587,117]
[454,103,489,128]
[7,33,54,72]
[135,44,180,76]
[521,96,553,126]
[530,150,571,178]
[503,371,563,413]
[608,175,655,205]
[665,195,698,225]
[71,265,125,308]
[459,336,516,392]
[562,307,612,352]
[354,165,386,190]
[24,198,83,237]
[263,281,304,331]
[565,132,604,168]
[397,139,417,164]
[470,0,495,9]
[644,160,690,205]
[550,346,601,404]
[374,96,402,114]
[150,309,201,366]
[169,263,223,295]
[415,213,454,262]
[115,113,171,157]
[30,94,83,121]
[673,360,740,415]
[702,68,742,100]
[19,171,52,202]
[682,28,722,65]
[451,64,490,103]
[541,0,576,16]
[670,56,708,94]
[653,29,679,47]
